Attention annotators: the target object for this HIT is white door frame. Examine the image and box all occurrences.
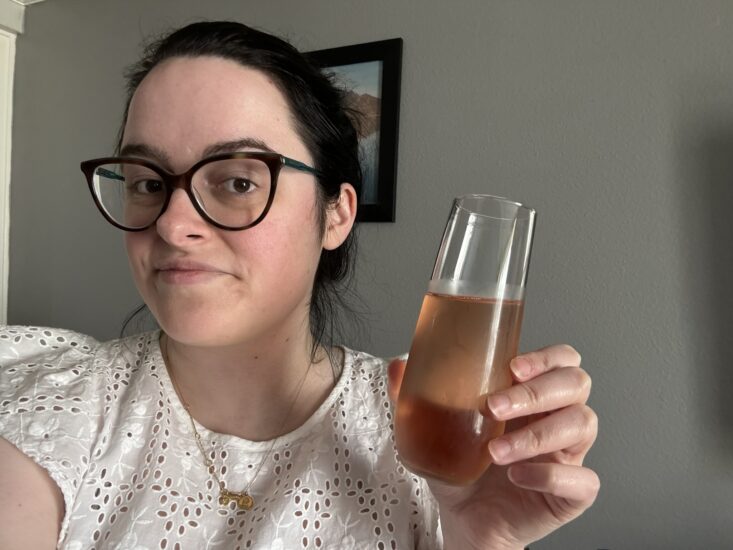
[0,27,14,324]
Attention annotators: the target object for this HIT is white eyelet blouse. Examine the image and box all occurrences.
[0,326,442,549]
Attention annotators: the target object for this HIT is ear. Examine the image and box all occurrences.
[322,183,358,251]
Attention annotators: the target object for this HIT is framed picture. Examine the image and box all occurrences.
[308,38,402,222]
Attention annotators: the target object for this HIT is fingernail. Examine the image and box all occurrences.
[507,464,530,486]
[511,357,532,379]
[489,438,511,462]
[487,393,512,417]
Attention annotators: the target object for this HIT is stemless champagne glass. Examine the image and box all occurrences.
[395,194,536,485]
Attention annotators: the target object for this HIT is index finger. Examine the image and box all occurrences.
[511,344,582,382]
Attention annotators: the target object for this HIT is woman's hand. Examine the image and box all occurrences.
[388,345,600,550]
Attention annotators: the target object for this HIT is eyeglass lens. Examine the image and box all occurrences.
[91,158,273,229]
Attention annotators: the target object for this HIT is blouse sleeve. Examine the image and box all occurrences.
[0,325,104,539]
[412,474,444,549]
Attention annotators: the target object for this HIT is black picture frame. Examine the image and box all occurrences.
[307,38,402,222]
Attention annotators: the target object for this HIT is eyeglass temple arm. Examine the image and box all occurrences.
[96,167,125,181]
[282,157,320,177]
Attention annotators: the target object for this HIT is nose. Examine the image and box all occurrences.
[155,188,211,245]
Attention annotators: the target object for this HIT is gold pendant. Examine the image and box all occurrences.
[219,488,254,510]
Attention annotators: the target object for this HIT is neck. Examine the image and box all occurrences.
[161,328,338,441]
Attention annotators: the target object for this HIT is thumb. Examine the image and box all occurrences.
[387,359,407,403]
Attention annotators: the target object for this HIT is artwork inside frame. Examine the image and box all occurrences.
[307,38,402,222]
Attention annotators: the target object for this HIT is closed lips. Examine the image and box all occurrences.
[155,260,221,273]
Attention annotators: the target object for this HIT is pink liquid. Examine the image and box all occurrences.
[395,292,524,485]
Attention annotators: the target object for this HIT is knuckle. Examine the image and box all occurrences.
[569,367,592,395]
[576,404,599,434]
[524,424,545,454]
[559,344,581,365]
[518,381,542,407]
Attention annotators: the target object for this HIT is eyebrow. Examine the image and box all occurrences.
[119,137,276,170]
[203,138,275,157]
[119,143,172,169]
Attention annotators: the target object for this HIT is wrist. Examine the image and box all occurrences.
[444,544,524,550]
[442,536,525,550]
[440,515,525,550]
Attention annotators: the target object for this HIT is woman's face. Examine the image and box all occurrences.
[122,56,339,348]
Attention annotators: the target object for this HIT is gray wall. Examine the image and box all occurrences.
[8,0,733,548]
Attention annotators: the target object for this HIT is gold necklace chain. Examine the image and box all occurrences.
[161,335,312,511]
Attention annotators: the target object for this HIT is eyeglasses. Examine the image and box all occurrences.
[80,152,319,231]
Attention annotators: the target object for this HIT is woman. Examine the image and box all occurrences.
[0,21,599,549]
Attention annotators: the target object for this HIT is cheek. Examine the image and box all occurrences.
[236,209,323,285]
[239,226,318,273]
[123,233,151,284]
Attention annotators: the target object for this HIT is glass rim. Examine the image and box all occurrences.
[454,194,535,221]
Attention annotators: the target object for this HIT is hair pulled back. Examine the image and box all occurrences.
[120,21,362,352]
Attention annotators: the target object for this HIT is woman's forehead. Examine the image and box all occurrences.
[122,56,307,166]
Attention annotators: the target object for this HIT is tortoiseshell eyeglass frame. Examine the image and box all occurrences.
[80,151,320,231]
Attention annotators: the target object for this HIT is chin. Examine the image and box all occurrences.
[150,305,231,346]
[160,322,243,348]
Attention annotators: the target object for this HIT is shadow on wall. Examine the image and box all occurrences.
[701,129,733,454]
[677,115,733,457]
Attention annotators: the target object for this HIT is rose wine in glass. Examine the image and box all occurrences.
[395,195,536,485]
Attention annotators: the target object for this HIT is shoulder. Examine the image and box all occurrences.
[0,325,122,393]
[0,326,100,400]
[0,326,155,540]
[0,326,156,416]
[346,347,391,377]
[342,347,393,397]
[0,325,98,361]
[0,325,112,431]
[334,347,397,435]
[0,324,153,376]
[0,324,154,448]
[341,347,406,399]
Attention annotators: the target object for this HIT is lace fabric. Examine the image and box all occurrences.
[0,326,442,549]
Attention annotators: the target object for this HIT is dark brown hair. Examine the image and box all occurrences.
[120,21,363,354]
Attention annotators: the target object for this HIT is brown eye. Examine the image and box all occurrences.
[222,178,255,194]
[131,179,164,195]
